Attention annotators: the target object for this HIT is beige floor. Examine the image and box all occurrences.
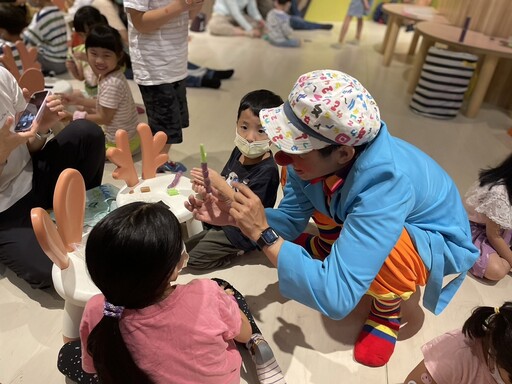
[2,21,512,384]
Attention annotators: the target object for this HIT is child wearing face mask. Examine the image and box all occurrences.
[185,89,283,270]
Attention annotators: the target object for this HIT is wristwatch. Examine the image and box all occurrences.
[35,129,53,140]
[257,227,280,249]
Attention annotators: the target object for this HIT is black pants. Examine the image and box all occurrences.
[57,279,260,383]
[0,120,105,288]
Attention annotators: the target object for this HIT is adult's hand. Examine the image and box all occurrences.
[229,182,268,241]
[185,192,235,227]
[34,93,66,134]
[0,116,35,163]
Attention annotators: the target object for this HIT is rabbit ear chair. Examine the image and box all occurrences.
[31,168,98,343]
[31,168,85,270]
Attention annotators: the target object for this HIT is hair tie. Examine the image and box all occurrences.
[103,301,125,319]
[495,306,500,315]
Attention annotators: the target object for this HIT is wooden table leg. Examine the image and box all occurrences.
[408,30,420,56]
[465,54,499,118]
[383,17,401,67]
[407,36,433,94]
[379,14,395,54]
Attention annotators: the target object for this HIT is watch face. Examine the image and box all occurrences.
[261,227,279,244]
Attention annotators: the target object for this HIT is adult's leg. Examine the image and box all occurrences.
[289,15,332,30]
[354,229,427,367]
[208,14,241,36]
[185,228,241,270]
[57,340,99,383]
[0,192,53,288]
[32,119,105,207]
[37,53,67,75]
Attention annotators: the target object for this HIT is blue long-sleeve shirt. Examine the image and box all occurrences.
[266,123,478,319]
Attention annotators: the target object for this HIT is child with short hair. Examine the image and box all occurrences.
[332,0,374,48]
[57,202,286,384]
[65,24,140,154]
[22,0,68,75]
[185,89,283,269]
[266,0,301,48]
[465,153,512,281]
[0,4,28,74]
[405,302,512,384]
[124,0,203,173]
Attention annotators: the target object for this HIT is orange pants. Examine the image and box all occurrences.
[369,229,428,301]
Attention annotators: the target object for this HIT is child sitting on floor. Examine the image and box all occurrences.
[65,25,140,154]
[465,153,512,281]
[405,302,512,384]
[185,89,283,269]
[57,201,286,384]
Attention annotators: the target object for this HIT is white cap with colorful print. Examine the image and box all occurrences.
[260,70,381,154]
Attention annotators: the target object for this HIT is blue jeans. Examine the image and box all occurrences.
[290,15,331,30]
[269,38,301,48]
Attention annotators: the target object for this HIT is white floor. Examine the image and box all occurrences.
[2,21,512,384]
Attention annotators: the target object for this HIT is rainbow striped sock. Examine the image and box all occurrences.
[354,297,401,367]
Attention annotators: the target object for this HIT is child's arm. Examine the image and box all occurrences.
[83,104,117,126]
[66,59,84,81]
[485,216,512,266]
[190,167,234,201]
[234,310,252,343]
[363,0,370,11]
[404,360,438,384]
[126,0,202,34]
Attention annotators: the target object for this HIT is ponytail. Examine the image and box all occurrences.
[462,302,512,382]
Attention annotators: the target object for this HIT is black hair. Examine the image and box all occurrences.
[462,302,512,382]
[73,6,108,33]
[478,153,512,205]
[317,142,368,158]
[0,4,28,36]
[85,24,125,64]
[276,0,291,4]
[237,89,284,120]
[85,202,183,384]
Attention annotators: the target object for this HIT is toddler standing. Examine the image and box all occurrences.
[465,154,512,281]
[332,0,374,48]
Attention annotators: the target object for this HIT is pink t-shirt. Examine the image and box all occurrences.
[422,330,496,383]
[80,279,242,384]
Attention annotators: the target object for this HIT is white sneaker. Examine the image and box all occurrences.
[347,39,360,46]
[330,42,343,49]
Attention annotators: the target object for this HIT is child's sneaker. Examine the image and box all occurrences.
[246,333,287,384]
[157,161,187,173]
[347,39,360,46]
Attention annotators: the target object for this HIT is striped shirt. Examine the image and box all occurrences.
[125,0,188,85]
[22,5,67,64]
[97,69,139,143]
[0,40,23,74]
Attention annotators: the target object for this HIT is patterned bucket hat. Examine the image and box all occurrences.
[260,70,381,154]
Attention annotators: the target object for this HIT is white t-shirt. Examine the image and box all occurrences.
[124,0,189,85]
[0,67,32,212]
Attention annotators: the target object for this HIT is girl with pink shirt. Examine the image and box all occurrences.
[405,302,512,384]
[56,201,286,384]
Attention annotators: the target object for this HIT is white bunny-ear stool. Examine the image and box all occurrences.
[31,168,100,343]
